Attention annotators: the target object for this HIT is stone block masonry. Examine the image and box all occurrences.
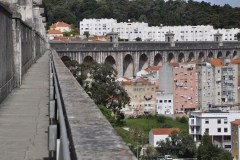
[0,1,47,103]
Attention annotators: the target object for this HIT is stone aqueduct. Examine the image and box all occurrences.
[50,41,240,78]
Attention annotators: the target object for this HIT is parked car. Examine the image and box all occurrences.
[164,155,173,160]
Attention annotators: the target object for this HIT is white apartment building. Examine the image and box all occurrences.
[197,62,214,110]
[79,18,117,36]
[216,28,239,41]
[156,91,173,115]
[79,18,240,41]
[113,22,148,41]
[212,60,238,107]
[189,110,240,150]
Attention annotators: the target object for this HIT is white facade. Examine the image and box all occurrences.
[55,26,71,33]
[80,18,117,36]
[149,128,179,147]
[213,63,238,106]
[197,63,214,110]
[149,133,169,147]
[189,110,240,150]
[156,92,173,115]
[113,22,148,41]
[79,18,240,41]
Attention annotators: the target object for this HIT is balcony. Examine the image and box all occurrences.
[189,118,200,126]
[190,130,201,135]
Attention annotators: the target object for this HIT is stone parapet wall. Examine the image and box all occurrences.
[51,41,240,52]
[0,2,47,103]
[51,50,136,159]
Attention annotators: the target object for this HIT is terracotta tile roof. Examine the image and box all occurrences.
[231,58,240,64]
[151,128,180,135]
[88,35,107,41]
[48,30,62,34]
[51,37,81,42]
[50,21,71,28]
[231,119,240,125]
[169,62,179,67]
[210,58,222,67]
[145,66,161,72]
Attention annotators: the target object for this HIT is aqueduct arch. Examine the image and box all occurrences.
[139,54,148,71]
[104,56,116,69]
[178,53,185,63]
[83,56,94,64]
[188,52,195,62]
[167,53,175,63]
[123,54,134,77]
[154,54,163,66]
[198,52,205,62]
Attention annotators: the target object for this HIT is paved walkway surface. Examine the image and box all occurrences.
[0,53,49,160]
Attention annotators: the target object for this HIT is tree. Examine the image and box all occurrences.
[156,131,196,158]
[197,132,232,160]
[135,37,142,41]
[73,62,130,121]
[83,31,90,38]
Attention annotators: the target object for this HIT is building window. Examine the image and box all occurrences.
[224,128,228,132]
[218,128,221,132]
[164,100,167,103]
[168,100,172,103]
[224,119,227,124]
[205,119,209,124]
[160,100,163,103]
[217,119,221,124]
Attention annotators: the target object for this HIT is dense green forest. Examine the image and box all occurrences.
[43,0,240,29]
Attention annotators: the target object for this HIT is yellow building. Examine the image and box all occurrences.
[49,21,72,33]
[231,119,240,160]
[121,77,156,116]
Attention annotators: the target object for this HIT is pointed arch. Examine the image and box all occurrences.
[233,51,237,59]
[61,56,71,62]
[217,51,223,58]
[123,54,134,77]
[226,51,231,58]
[178,53,185,63]
[168,53,175,63]
[198,52,204,62]
[208,52,213,59]
[154,54,163,66]
[188,52,195,62]
[139,54,148,71]
[104,56,116,69]
[83,56,94,64]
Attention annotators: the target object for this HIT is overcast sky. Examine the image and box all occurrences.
[193,0,240,7]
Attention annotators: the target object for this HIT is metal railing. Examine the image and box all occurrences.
[48,51,71,160]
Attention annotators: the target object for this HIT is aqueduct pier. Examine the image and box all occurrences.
[51,41,240,78]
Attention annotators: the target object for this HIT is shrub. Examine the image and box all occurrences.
[157,115,165,123]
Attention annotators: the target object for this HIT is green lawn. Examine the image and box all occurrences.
[125,116,188,134]
[114,115,188,147]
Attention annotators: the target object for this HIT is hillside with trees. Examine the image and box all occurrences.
[43,0,240,29]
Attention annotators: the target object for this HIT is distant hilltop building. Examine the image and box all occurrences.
[50,21,72,32]
[79,18,240,41]
[48,21,73,40]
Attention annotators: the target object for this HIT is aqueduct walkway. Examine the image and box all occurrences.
[0,52,49,160]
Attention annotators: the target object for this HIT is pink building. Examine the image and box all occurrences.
[173,63,197,113]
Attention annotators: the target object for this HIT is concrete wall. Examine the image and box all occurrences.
[0,2,47,103]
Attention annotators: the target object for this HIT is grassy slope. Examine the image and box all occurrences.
[115,116,188,148]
